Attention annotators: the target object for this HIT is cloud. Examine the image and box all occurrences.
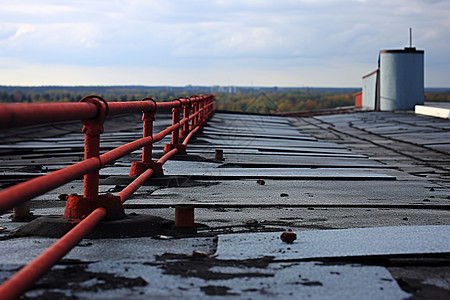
[10,24,36,40]
[0,0,449,86]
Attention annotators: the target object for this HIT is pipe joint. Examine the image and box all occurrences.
[141,97,157,121]
[80,96,108,135]
[63,194,125,222]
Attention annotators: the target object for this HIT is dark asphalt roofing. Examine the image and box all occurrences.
[0,110,449,299]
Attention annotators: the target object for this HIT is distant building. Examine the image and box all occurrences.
[360,47,424,111]
[354,91,362,107]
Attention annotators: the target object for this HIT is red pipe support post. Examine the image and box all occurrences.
[63,96,124,222]
[80,96,107,201]
[129,98,163,177]
[197,99,204,130]
[190,101,197,130]
[179,98,191,139]
[200,98,205,125]
[142,99,156,163]
[163,99,187,154]
[171,100,181,145]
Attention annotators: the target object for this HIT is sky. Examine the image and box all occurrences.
[0,0,449,87]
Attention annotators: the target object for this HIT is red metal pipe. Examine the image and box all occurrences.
[100,136,153,167]
[152,122,181,142]
[102,121,181,166]
[119,130,201,203]
[142,111,155,163]
[188,109,201,121]
[83,133,100,200]
[117,168,154,203]
[0,102,98,129]
[118,123,203,203]
[182,126,200,146]
[119,109,204,202]
[108,99,186,115]
[108,101,156,116]
[154,101,181,111]
[119,129,204,204]
[171,102,181,145]
[0,134,151,200]
[0,95,213,131]
[0,158,100,215]
[157,148,179,165]
[0,207,107,300]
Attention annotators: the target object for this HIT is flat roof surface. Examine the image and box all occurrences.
[0,110,449,299]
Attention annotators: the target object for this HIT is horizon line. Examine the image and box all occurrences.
[1,84,449,90]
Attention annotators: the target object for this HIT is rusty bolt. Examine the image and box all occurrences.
[257,179,265,185]
[191,250,208,257]
[245,219,258,225]
[280,231,297,243]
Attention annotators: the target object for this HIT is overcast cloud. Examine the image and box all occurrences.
[0,0,449,87]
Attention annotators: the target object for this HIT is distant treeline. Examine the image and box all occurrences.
[0,85,449,114]
[424,90,450,102]
[215,90,357,114]
[0,86,197,104]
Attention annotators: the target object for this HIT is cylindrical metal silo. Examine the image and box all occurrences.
[379,47,424,111]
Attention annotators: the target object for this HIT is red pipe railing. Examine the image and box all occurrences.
[0,94,215,299]
[0,207,107,300]
[0,94,214,214]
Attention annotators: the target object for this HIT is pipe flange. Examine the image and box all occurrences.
[141,97,157,113]
[80,95,109,121]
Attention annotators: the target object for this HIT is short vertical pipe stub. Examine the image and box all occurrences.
[215,149,224,160]
[174,205,194,228]
[12,201,32,222]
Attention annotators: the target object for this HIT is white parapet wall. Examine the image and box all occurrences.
[362,70,378,110]
[415,105,450,119]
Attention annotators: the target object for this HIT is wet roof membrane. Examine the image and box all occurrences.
[0,109,449,299]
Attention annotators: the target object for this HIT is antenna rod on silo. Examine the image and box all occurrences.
[409,27,412,48]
